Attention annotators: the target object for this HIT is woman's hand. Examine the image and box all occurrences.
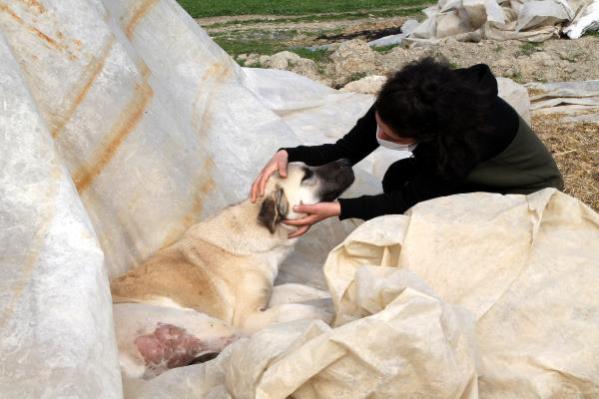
[283,201,341,238]
[250,150,289,203]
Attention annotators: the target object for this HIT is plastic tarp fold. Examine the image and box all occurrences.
[527,80,599,122]
[124,189,599,398]
[1,0,598,398]
[0,27,121,398]
[0,0,372,395]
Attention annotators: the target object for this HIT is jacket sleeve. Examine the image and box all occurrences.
[337,172,463,220]
[282,104,379,166]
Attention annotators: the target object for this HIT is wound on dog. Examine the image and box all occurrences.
[134,323,205,371]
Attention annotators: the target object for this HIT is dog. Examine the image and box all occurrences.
[110,159,355,379]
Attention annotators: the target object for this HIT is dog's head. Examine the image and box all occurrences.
[258,159,355,234]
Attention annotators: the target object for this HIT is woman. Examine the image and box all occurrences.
[250,58,563,238]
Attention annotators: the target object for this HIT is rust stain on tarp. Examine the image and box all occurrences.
[161,158,216,248]
[74,66,153,192]
[0,165,61,330]
[16,0,45,13]
[52,35,115,139]
[0,2,67,52]
[191,62,233,139]
[203,62,233,85]
[84,193,145,279]
[125,0,159,39]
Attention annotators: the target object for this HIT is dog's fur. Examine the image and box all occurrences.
[111,160,354,378]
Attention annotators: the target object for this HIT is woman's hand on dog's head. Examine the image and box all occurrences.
[283,201,341,238]
[251,150,289,203]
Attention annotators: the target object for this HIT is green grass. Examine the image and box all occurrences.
[583,30,599,37]
[511,71,524,83]
[213,36,288,56]
[349,72,368,82]
[178,0,430,18]
[518,42,542,57]
[372,44,399,54]
[289,47,331,62]
[211,28,300,56]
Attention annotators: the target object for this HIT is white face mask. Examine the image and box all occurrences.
[376,126,418,152]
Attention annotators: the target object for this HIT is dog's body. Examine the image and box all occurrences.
[111,161,354,379]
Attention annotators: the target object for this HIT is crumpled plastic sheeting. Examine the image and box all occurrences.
[325,188,599,398]
[563,0,599,38]
[526,80,599,122]
[125,188,599,398]
[0,28,121,397]
[124,271,478,399]
[0,0,376,396]
[388,0,599,45]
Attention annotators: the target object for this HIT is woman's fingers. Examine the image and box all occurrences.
[257,166,275,199]
[292,204,317,214]
[282,215,318,226]
[251,168,269,202]
[277,158,287,178]
[250,177,261,202]
[288,225,310,239]
[250,150,288,202]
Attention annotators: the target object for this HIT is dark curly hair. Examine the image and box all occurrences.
[375,58,498,179]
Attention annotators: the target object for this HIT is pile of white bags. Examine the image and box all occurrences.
[369,0,599,46]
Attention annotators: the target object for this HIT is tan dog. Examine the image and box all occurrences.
[111,160,354,378]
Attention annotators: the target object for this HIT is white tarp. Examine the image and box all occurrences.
[123,189,599,398]
[1,1,598,398]
[0,0,376,395]
[371,0,599,46]
[527,80,599,122]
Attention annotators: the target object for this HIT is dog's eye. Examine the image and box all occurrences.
[301,168,313,182]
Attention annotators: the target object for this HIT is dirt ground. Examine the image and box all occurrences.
[199,13,599,211]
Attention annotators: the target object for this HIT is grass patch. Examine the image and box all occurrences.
[213,37,288,56]
[511,71,524,83]
[518,42,543,56]
[493,45,503,53]
[211,28,300,56]
[179,0,431,18]
[349,72,368,82]
[373,44,399,54]
[583,29,599,37]
[290,47,331,62]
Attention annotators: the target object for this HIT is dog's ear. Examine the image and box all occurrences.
[258,185,288,234]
